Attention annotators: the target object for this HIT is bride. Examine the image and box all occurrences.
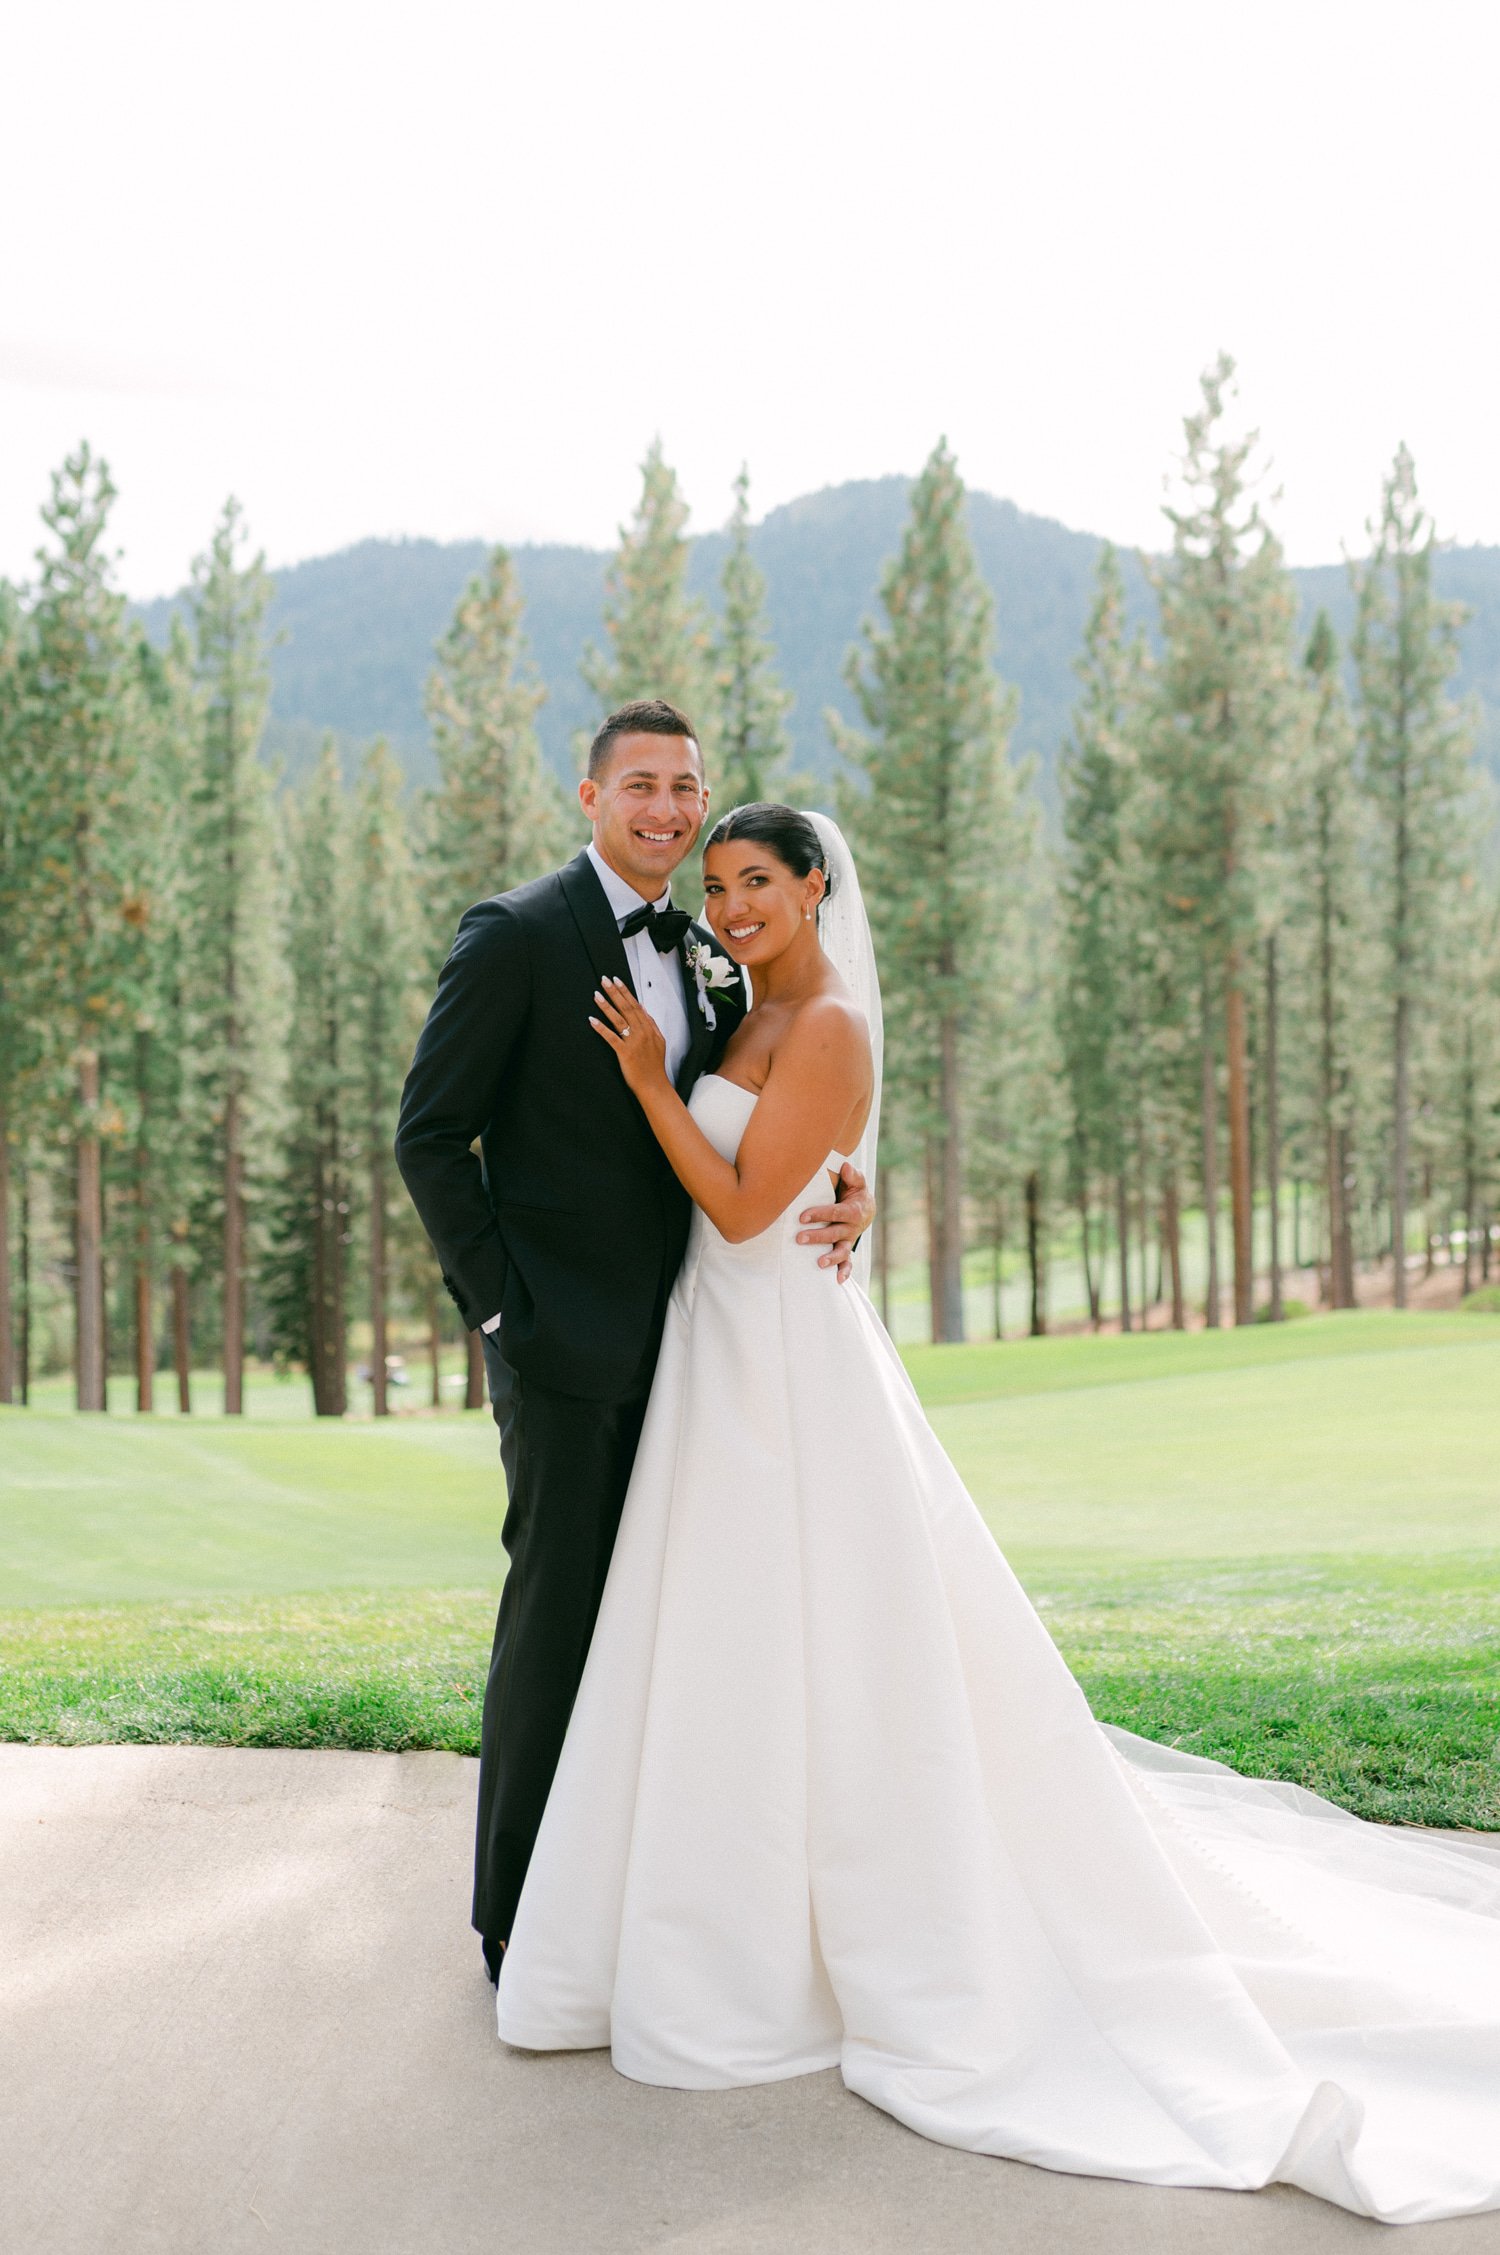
[495,803,1500,2226]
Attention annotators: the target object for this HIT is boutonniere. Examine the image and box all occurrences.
[684,939,739,1028]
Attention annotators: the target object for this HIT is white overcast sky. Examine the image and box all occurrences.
[1,0,1495,597]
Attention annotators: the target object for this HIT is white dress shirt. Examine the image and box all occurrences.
[584,841,692,1081]
[480,843,693,1337]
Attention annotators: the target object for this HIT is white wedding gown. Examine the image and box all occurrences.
[497,1074,1500,2224]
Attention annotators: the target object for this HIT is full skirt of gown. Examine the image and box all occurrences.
[496,1075,1500,2224]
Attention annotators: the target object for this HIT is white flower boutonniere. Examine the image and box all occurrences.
[684,939,740,1030]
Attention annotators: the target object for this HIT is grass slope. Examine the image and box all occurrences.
[4,1311,1498,1827]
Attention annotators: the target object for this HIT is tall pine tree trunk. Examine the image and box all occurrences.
[1317,834,1352,1308]
[75,1049,106,1411]
[1115,1171,1132,1333]
[1460,1052,1476,1293]
[1162,1174,1185,1330]
[19,1161,31,1405]
[465,1327,484,1410]
[1264,934,1282,1323]
[1224,951,1253,1324]
[222,663,247,1411]
[1025,1169,1045,1336]
[134,1030,154,1413]
[171,1255,192,1413]
[370,1143,389,1417]
[311,1165,330,1414]
[1333,1131,1356,1305]
[427,1285,442,1408]
[0,1107,13,1404]
[1078,1190,1099,1329]
[311,1143,348,1417]
[330,1168,347,1414]
[924,1139,940,1341]
[223,1079,245,1412]
[1392,983,1410,1307]
[1390,750,1412,1308]
[1200,980,1221,1326]
[932,998,965,1344]
[135,1262,153,1413]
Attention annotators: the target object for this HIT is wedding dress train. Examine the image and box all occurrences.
[496,1074,1500,2224]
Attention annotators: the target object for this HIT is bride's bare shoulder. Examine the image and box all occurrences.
[778,989,872,1080]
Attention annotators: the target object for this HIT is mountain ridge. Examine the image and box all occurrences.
[136,477,1500,801]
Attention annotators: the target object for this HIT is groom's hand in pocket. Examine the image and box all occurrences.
[797,1161,875,1285]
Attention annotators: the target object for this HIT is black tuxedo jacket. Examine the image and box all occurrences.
[395,849,748,1402]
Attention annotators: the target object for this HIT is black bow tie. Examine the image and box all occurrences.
[618,900,693,952]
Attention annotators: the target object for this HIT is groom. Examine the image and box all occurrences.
[395,699,874,1982]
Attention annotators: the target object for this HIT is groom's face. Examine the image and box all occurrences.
[579,732,709,899]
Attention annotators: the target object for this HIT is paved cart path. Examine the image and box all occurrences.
[4,1744,1496,2255]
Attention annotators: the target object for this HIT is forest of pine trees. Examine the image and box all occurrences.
[2,362,1497,1411]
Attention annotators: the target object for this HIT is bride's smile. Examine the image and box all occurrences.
[703,837,827,975]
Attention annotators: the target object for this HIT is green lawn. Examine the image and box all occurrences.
[4,1309,1498,1829]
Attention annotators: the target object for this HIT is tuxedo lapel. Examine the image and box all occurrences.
[558,850,636,998]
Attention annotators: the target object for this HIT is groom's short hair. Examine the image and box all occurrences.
[588,699,701,780]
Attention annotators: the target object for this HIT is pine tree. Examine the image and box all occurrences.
[967,824,1062,1337]
[105,623,200,1410]
[1352,446,1473,1307]
[713,466,792,805]
[582,439,714,743]
[347,738,425,1416]
[154,616,209,1412]
[265,740,351,1414]
[1280,613,1368,1307]
[0,576,34,1402]
[16,447,143,1408]
[1057,544,1161,1328]
[186,499,287,1413]
[838,440,1022,1342]
[1434,872,1500,1297]
[425,544,566,953]
[425,546,564,1405]
[1143,355,1297,1325]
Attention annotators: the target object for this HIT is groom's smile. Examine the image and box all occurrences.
[578,725,709,902]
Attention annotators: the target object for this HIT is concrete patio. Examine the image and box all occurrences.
[3,1742,1496,2255]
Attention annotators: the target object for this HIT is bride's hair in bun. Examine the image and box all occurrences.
[703,803,835,902]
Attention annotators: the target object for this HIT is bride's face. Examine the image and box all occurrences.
[702,841,825,969]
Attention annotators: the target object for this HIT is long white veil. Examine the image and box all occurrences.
[804,812,883,1291]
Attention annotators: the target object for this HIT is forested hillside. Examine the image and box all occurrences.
[10,389,1499,1416]
[136,477,1500,801]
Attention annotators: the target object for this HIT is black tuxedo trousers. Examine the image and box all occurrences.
[394,851,747,1949]
[473,1339,652,1945]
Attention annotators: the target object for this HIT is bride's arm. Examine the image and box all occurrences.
[590,976,869,1245]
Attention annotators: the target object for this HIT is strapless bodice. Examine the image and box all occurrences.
[675,1073,851,1298]
[688,1071,849,1176]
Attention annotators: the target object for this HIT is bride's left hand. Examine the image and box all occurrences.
[590,976,669,1097]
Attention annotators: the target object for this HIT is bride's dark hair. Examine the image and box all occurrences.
[703,803,835,900]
